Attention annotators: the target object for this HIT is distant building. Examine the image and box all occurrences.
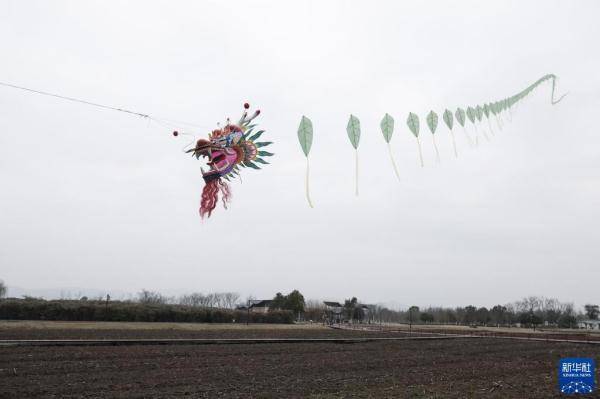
[323,301,373,324]
[247,299,272,313]
[360,304,373,322]
[578,320,600,330]
[324,301,344,324]
[236,299,273,313]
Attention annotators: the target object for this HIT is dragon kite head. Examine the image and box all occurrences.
[185,103,273,218]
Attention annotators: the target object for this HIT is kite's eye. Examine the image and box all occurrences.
[173,131,179,137]
[244,102,250,109]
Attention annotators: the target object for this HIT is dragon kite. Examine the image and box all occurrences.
[183,103,273,218]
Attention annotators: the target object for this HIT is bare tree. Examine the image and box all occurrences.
[206,293,219,308]
[137,289,166,305]
[180,292,242,308]
[585,304,599,320]
[179,293,207,307]
[304,299,326,322]
[222,292,240,309]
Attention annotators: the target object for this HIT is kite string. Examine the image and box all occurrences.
[0,81,150,118]
[148,118,200,153]
[0,81,210,131]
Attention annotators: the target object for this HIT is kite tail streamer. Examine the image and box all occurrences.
[462,126,474,148]
[416,136,424,167]
[473,124,480,145]
[487,118,495,136]
[432,135,440,163]
[481,126,491,142]
[355,150,359,196]
[550,76,568,105]
[495,115,503,130]
[476,123,490,142]
[387,142,401,181]
[200,178,231,218]
[450,131,458,158]
[305,158,314,208]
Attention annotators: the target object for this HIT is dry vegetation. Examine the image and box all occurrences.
[0,320,324,332]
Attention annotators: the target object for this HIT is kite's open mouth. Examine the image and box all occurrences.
[188,142,238,182]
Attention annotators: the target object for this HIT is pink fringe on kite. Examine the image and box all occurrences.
[199,178,231,218]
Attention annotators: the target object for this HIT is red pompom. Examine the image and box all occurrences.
[244,102,250,109]
[255,110,261,115]
[173,131,179,137]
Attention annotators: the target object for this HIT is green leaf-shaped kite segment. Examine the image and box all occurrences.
[455,108,466,127]
[346,114,361,149]
[346,115,361,196]
[443,109,454,130]
[297,116,313,157]
[466,107,476,124]
[254,158,269,164]
[380,113,394,143]
[406,112,420,137]
[297,116,314,208]
[426,110,438,134]
[258,150,274,157]
[445,109,458,157]
[380,113,400,181]
[475,105,483,121]
[483,104,490,118]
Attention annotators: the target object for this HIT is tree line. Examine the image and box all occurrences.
[138,289,242,309]
[0,281,598,329]
[300,296,598,329]
[0,286,293,324]
[0,297,294,324]
[333,297,597,328]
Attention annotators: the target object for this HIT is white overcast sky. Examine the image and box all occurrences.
[1,0,599,308]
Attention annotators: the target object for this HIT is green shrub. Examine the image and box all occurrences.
[0,299,294,324]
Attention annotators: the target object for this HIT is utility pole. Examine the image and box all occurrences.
[246,300,250,326]
[105,294,110,321]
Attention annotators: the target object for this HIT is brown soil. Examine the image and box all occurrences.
[1,324,599,398]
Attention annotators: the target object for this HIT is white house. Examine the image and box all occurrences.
[578,320,600,330]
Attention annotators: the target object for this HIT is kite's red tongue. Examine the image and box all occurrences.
[199,178,231,219]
